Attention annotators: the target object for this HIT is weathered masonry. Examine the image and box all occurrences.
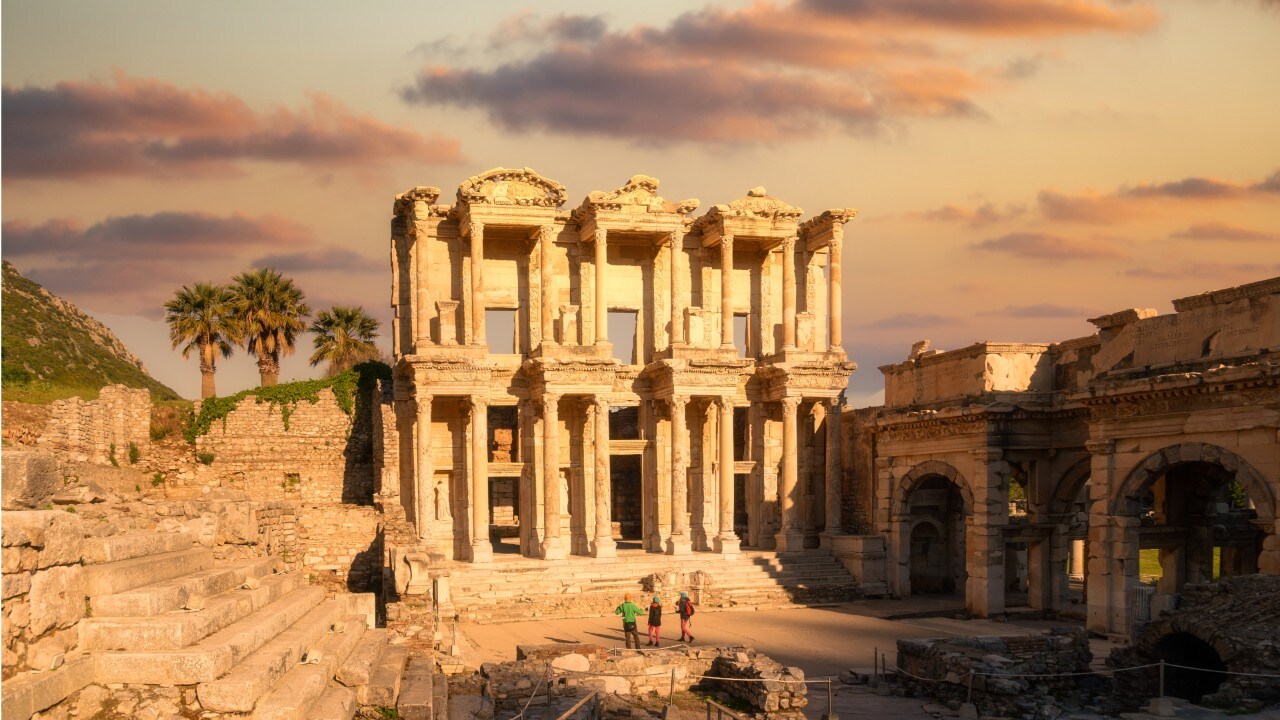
[846,277,1280,634]
[389,168,856,563]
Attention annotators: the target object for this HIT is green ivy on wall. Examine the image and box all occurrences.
[185,361,392,442]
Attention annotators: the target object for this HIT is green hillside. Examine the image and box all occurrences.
[2,261,181,403]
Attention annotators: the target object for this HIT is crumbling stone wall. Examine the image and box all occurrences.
[297,503,382,593]
[897,629,1092,718]
[193,388,374,504]
[40,385,149,465]
[1109,575,1280,709]
[371,379,398,499]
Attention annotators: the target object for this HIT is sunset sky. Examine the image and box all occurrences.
[4,0,1278,405]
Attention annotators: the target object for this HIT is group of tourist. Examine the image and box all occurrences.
[614,592,696,648]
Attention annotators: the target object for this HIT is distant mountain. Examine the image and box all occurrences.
[2,261,180,402]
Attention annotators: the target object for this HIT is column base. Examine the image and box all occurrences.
[470,541,493,564]
[541,536,568,561]
[593,536,617,559]
[775,530,805,554]
[819,530,845,550]
[714,534,741,558]
[666,534,693,556]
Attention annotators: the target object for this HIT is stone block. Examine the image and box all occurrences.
[28,565,85,636]
[1,451,61,510]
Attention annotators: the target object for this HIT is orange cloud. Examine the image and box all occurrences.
[404,0,1158,144]
[973,232,1127,259]
[3,72,465,180]
[1038,169,1280,223]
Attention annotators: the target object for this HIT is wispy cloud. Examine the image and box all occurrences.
[3,71,465,181]
[1170,222,1278,242]
[979,303,1097,318]
[915,202,1025,227]
[1038,169,1280,223]
[250,248,383,273]
[403,0,1156,144]
[863,312,956,329]
[973,232,1126,259]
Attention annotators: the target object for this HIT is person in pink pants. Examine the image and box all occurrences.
[646,596,663,647]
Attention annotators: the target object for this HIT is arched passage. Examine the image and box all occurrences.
[892,461,973,602]
[1155,632,1227,703]
[1114,444,1274,592]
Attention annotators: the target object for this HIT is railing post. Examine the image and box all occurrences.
[873,645,878,683]
[820,677,838,720]
[1158,660,1165,698]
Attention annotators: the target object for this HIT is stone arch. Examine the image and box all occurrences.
[895,460,974,517]
[1112,442,1275,522]
[909,516,946,536]
[1050,456,1093,516]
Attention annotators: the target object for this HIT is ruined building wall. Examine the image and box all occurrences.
[40,385,150,465]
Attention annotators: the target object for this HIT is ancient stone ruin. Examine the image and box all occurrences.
[2,166,1278,719]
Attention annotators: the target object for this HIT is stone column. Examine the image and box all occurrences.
[469,221,486,346]
[820,396,844,549]
[715,397,740,556]
[540,224,556,348]
[593,396,616,558]
[667,395,692,555]
[542,394,567,560]
[782,236,797,350]
[594,229,609,347]
[1070,538,1086,579]
[669,231,684,346]
[720,235,735,349]
[415,229,430,345]
[415,392,434,543]
[828,234,842,351]
[966,448,1009,617]
[776,397,804,552]
[470,396,493,562]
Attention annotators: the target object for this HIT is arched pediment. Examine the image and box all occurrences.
[572,174,699,223]
[457,167,567,208]
[693,186,804,231]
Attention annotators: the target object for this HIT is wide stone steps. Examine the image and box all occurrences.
[82,531,195,564]
[197,599,345,712]
[81,571,304,651]
[83,547,214,597]
[250,617,367,720]
[95,584,327,685]
[90,555,280,617]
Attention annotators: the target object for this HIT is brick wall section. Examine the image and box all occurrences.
[296,503,382,594]
[371,380,398,499]
[194,388,374,504]
[40,385,150,465]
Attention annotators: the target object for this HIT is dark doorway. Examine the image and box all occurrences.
[489,477,520,553]
[908,476,966,595]
[1155,632,1227,702]
[611,455,643,545]
[734,473,748,541]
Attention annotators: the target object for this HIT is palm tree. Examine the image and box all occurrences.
[229,268,311,387]
[164,282,239,399]
[309,305,381,375]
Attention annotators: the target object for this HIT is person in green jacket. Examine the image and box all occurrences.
[614,593,644,649]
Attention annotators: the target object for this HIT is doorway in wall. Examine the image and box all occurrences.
[611,455,643,549]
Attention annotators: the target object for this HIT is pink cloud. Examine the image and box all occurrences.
[3,72,465,180]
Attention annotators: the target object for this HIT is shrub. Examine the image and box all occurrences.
[197,451,215,465]
[128,442,140,464]
[151,472,165,487]
[109,443,119,467]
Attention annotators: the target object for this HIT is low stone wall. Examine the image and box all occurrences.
[40,385,150,465]
[297,503,382,593]
[480,644,805,716]
[896,628,1092,717]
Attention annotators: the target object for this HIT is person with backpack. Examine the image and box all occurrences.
[646,596,664,647]
[614,593,644,649]
[676,591,696,643]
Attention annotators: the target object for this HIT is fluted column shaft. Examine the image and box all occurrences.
[782,236,797,349]
[470,396,492,562]
[667,395,692,555]
[821,396,844,547]
[415,230,429,345]
[415,393,434,542]
[715,397,740,555]
[828,234,842,350]
[470,221,485,345]
[593,396,616,558]
[540,225,556,346]
[776,396,803,552]
[594,229,609,346]
[720,235,734,348]
[669,231,684,346]
[542,394,567,559]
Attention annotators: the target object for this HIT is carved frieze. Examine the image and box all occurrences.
[457,167,567,208]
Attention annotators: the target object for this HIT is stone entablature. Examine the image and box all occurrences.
[880,341,1056,409]
[388,168,857,569]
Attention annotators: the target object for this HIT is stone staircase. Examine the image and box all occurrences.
[441,549,860,623]
[3,530,433,720]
